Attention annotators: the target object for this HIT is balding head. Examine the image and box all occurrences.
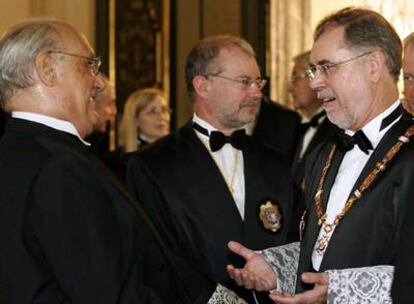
[0,18,105,138]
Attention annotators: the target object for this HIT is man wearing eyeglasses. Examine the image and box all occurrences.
[127,35,300,303]
[227,7,414,303]
[0,18,222,304]
[289,51,339,190]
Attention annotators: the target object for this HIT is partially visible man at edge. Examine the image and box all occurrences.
[402,32,414,114]
[391,30,414,304]
[0,18,240,304]
[227,7,414,303]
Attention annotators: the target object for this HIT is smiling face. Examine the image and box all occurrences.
[202,46,263,131]
[309,26,376,130]
[135,95,170,143]
[52,24,105,138]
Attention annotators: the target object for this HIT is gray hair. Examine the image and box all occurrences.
[314,7,402,81]
[0,18,62,108]
[185,35,256,101]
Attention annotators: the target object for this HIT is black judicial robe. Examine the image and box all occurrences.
[296,112,414,292]
[0,118,214,304]
[127,122,300,301]
[253,97,301,164]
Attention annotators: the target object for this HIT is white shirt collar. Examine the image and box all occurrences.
[192,113,248,137]
[346,99,401,149]
[192,113,218,138]
[12,111,90,146]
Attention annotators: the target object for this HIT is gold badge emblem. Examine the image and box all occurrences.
[259,201,282,232]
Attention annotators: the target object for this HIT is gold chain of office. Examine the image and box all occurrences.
[314,124,414,255]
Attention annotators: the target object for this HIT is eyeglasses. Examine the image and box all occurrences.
[305,51,374,80]
[48,50,101,76]
[206,74,267,91]
[403,74,414,85]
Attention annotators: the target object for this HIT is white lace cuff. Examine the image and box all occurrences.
[260,242,300,295]
[327,265,394,304]
[207,284,248,304]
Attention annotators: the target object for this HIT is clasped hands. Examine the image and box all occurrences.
[226,241,328,304]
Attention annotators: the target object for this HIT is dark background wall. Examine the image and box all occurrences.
[95,0,267,130]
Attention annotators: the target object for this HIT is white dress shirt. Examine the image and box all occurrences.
[192,113,246,219]
[12,111,90,146]
[312,100,401,270]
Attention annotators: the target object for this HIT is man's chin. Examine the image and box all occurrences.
[326,114,351,130]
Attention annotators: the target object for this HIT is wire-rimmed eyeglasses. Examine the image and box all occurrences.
[47,50,101,76]
[305,51,374,80]
[206,74,267,91]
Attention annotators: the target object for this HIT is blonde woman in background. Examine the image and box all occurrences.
[119,88,171,152]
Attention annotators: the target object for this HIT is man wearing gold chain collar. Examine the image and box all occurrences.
[227,7,414,303]
[126,35,301,303]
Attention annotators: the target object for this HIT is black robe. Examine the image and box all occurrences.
[127,122,301,302]
[296,112,414,292]
[253,97,301,165]
[0,118,214,304]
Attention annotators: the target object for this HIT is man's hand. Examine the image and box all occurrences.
[226,241,277,291]
[269,272,328,304]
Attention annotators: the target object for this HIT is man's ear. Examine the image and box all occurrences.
[192,75,210,99]
[35,52,57,86]
[367,51,384,83]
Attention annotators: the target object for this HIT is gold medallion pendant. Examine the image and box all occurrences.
[259,201,282,232]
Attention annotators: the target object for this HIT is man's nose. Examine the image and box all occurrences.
[94,74,106,92]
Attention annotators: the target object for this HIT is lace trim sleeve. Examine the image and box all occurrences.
[207,284,248,304]
[327,265,394,304]
[260,242,300,295]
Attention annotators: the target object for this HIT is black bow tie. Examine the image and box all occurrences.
[336,130,373,154]
[300,111,326,134]
[335,104,403,154]
[192,122,250,152]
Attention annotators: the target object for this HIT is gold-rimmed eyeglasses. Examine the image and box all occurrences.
[47,50,101,76]
[206,74,267,91]
[305,51,374,80]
